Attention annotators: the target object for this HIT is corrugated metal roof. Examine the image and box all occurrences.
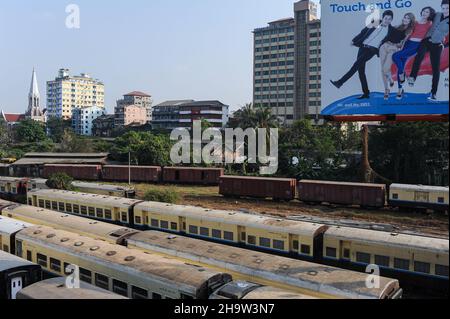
[24,153,109,158]
[221,176,295,182]
[300,180,386,188]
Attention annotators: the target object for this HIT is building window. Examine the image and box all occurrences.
[394,258,410,271]
[326,247,337,258]
[414,262,431,274]
[375,255,390,267]
[356,252,371,264]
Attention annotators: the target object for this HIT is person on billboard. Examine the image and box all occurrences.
[391,8,435,100]
[380,13,416,100]
[330,10,397,100]
[408,0,450,101]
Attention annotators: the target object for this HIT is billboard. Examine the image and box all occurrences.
[321,0,449,118]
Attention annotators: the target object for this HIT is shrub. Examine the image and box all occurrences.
[46,173,74,191]
[143,188,180,204]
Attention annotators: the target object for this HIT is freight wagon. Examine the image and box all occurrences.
[42,164,102,181]
[298,180,386,208]
[102,165,162,183]
[219,176,297,201]
[163,167,224,185]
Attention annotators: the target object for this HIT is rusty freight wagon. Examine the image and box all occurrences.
[42,164,102,181]
[102,165,162,183]
[163,167,224,185]
[298,180,386,208]
[219,176,297,201]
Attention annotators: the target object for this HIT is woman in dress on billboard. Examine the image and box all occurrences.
[380,13,416,100]
[392,7,436,99]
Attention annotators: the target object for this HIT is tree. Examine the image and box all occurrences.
[58,129,94,153]
[46,173,74,190]
[16,119,47,143]
[47,118,73,143]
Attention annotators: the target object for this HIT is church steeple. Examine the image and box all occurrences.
[27,68,44,121]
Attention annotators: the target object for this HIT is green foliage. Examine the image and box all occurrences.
[232,103,279,129]
[143,188,180,204]
[46,173,74,190]
[58,129,94,153]
[46,118,73,143]
[16,119,47,143]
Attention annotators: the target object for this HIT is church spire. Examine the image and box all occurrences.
[26,68,44,121]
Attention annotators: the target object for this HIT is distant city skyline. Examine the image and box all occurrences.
[0,0,319,114]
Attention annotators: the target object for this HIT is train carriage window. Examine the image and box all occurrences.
[105,209,112,220]
[273,240,285,251]
[26,251,32,262]
[326,247,337,258]
[301,245,311,255]
[65,204,73,213]
[58,202,65,212]
[52,201,58,210]
[435,265,449,277]
[189,225,199,235]
[96,208,104,219]
[343,249,351,260]
[88,207,96,217]
[38,199,45,208]
[394,258,410,271]
[28,198,32,205]
[200,227,209,237]
[356,252,371,264]
[392,194,399,200]
[152,293,162,300]
[37,253,48,268]
[248,235,256,245]
[171,222,178,231]
[160,221,169,230]
[45,200,51,209]
[375,255,390,267]
[132,286,148,300]
[0,186,4,192]
[224,231,234,241]
[151,219,159,228]
[112,279,129,297]
[438,197,445,203]
[212,229,222,239]
[15,240,23,258]
[95,273,110,290]
[50,258,62,273]
[259,237,271,248]
[80,268,92,284]
[414,262,431,274]
[135,216,142,224]
[121,212,128,222]
[80,206,87,215]
[73,205,80,214]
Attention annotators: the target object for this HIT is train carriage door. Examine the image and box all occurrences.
[10,277,22,299]
[415,191,430,203]
[179,216,187,233]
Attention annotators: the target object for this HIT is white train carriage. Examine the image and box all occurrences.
[389,184,449,213]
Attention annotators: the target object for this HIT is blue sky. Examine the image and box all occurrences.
[0,0,319,114]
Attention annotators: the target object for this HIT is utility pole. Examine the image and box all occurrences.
[128,151,131,186]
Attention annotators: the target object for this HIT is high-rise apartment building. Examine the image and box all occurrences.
[72,106,106,136]
[253,0,321,125]
[116,91,153,124]
[253,18,296,125]
[46,69,105,120]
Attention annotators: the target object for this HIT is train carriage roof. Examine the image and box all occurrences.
[128,231,400,299]
[3,204,138,244]
[0,250,38,272]
[0,216,33,236]
[135,201,326,237]
[300,180,386,188]
[27,189,142,209]
[325,226,449,255]
[17,225,230,294]
[17,278,128,299]
[390,184,449,193]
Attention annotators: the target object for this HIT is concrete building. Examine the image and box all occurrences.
[152,100,195,130]
[26,69,45,122]
[92,114,115,137]
[46,69,105,120]
[115,91,153,125]
[152,100,228,130]
[253,18,296,125]
[253,0,321,125]
[72,106,106,136]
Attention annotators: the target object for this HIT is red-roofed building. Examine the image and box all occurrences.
[1,111,26,128]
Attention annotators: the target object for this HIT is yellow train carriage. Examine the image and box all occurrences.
[133,202,327,259]
[323,226,449,285]
[0,216,32,253]
[389,184,449,213]
[15,225,232,299]
[0,203,138,245]
[27,189,142,226]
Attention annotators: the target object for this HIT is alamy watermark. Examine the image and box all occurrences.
[65,4,80,29]
[170,121,279,175]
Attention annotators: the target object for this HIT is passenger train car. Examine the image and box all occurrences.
[21,189,450,290]
[0,200,403,299]
[16,277,128,300]
[389,184,449,214]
